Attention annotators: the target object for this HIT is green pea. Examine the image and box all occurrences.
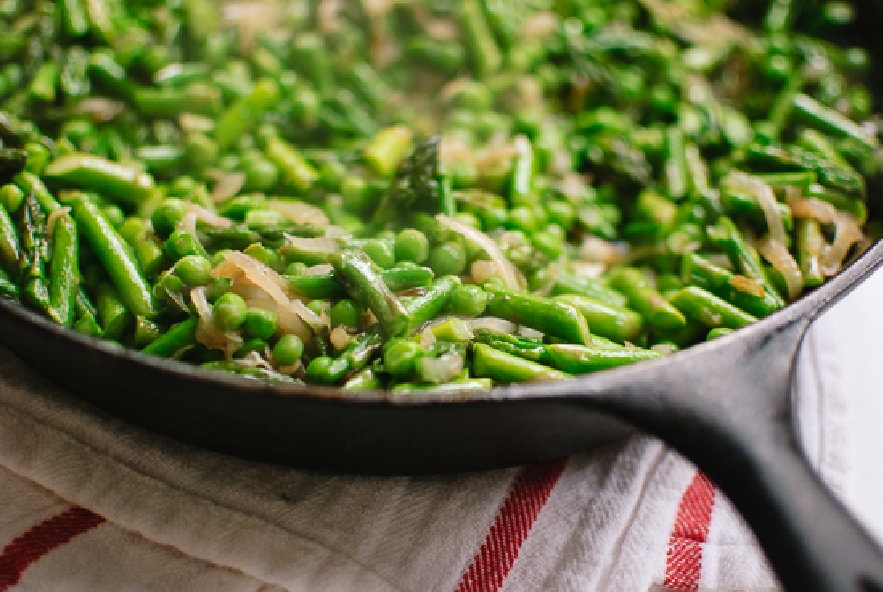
[118,217,151,246]
[319,158,346,191]
[244,155,279,191]
[330,299,361,328]
[546,200,576,231]
[243,243,276,268]
[102,204,126,229]
[362,239,396,269]
[0,184,25,214]
[305,356,335,382]
[176,255,213,286]
[532,230,563,258]
[237,338,268,357]
[165,230,207,261]
[429,242,467,276]
[508,205,536,232]
[341,175,372,214]
[244,307,278,340]
[384,338,420,379]
[135,241,166,278]
[168,176,198,198]
[185,133,219,169]
[151,199,187,238]
[448,284,488,317]
[452,81,494,111]
[394,229,430,264]
[205,278,232,303]
[273,333,304,365]
[213,292,248,331]
[160,273,184,294]
[822,1,854,25]
[843,47,870,72]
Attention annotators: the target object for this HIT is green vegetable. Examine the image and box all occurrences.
[75,198,156,318]
[668,286,758,329]
[45,155,155,205]
[331,249,410,338]
[0,0,874,391]
[47,213,79,327]
[608,268,687,331]
[484,284,591,345]
[473,343,568,383]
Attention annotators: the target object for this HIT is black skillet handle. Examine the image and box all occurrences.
[579,314,883,591]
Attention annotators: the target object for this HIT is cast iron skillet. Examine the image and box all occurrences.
[5,6,883,592]
[2,245,883,592]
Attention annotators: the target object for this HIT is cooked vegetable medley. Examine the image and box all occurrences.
[0,0,878,390]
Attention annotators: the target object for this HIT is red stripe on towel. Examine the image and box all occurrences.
[0,506,105,591]
[454,458,569,592]
[663,471,716,592]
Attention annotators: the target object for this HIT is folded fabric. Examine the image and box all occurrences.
[0,289,857,591]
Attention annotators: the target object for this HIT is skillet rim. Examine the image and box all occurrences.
[0,238,881,408]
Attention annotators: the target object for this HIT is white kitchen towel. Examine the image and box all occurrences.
[0,272,866,592]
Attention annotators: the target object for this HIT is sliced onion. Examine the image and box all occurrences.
[519,327,544,340]
[467,317,518,335]
[276,362,302,376]
[470,260,499,285]
[440,135,474,165]
[437,214,520,289]
[232,288,312,342]
[76,98,124,123]
[426,18,458,41]
[726,171,786,246]
[330,326,351,351]
[239,350,274,371]
[46,207,72,238]
[362,0,394,18]
[419,352,464,385]
[214,253,318,339]
[521,12,559,40]
[569,261,606,279]
[303,264,334,276]
[179,113,214,133]
[478,142,519,169]
[420,326,437,349]
[651,343,677,355]
[267,200,330,227]
[208,170,246,203]
[186,203,232,228]
[213,251,289,304]
[324,225,349,239]
[283,236,341,261]
[191,287,242,359]
[787,197,838,224]
[317,0,343,33]
[180,212,198,236]
[223,1,282,50]
[555,173,590,201]
[757,237,803,300]
[728,275,765,298]
[441,78,472,104]
[820,213,863,276]
[289,298,328,333]
[580,236,622,267]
